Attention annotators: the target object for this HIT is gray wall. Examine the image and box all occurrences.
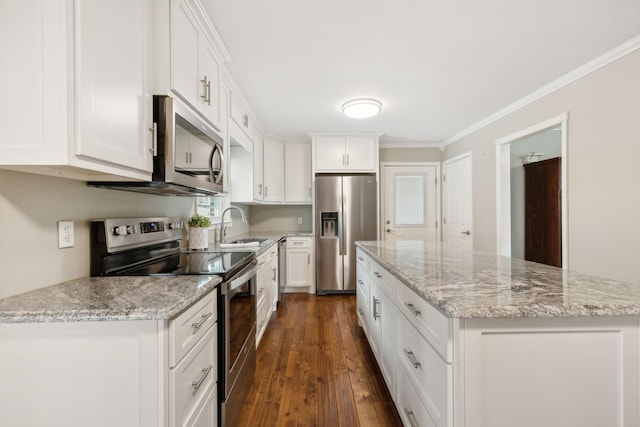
[380,147,442,163]
[0,169,194,299]
[444,50,640,283]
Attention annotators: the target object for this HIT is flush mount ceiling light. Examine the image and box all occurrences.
[341,98,382,119]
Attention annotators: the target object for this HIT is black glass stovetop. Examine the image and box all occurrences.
[177,251,255,278]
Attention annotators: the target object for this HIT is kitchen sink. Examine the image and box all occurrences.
[228,237,269,244]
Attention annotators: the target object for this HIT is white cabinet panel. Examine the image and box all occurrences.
[284,142,312,203]
[263,139,284,202]
[313,136,378,172]
[0,0,153,180]
[285,237,313,289]
[169,0,221,130]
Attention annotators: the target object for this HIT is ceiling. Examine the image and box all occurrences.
[202,0,640,146]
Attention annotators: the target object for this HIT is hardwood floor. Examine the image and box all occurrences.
[237,294,403,427]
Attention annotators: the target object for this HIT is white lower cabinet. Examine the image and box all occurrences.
[357,249,640,427]
[256,243,279,346]
[285,237,314,290]
[0,290,219,427]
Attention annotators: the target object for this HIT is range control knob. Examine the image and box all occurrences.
[114,225,128,236]
[168,222,182,230]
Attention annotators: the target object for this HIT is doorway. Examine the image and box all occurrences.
[381,162,440,242]
[496,113,568,268]
[443,152,473,249]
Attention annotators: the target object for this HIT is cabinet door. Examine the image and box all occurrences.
[253,133,264,202]
[379,290,396,395]
[345,137,377,171]
[75,0,153,173]
[199,39,221,129]
[286,248,311,288]
[315,137,346,171]
[285,143,312,203]
[170,0,200,108]
[263,139,284,203]
[0,0,68,164]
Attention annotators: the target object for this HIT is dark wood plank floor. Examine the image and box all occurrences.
[237,293,403,427]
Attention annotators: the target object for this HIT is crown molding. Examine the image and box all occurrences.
[441,34,640,148]
[379,141,442,149]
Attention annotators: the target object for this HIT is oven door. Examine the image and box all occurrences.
[221,260,257,398]
[155,95,224,194]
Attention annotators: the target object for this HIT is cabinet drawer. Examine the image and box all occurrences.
[286,237,311,249]
[169,291,217,367]
[397,282,453,363]
[170,324,217,427]
[356,249,369,270]
[397,314,452,427]
[369,259,398,300]
[397,364,437,427]
[256,295,271,334]
[356,286,369,335]
[189,383,217,427]
[356,265,369,299]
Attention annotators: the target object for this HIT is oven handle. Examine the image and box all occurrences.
[223,260,258,295]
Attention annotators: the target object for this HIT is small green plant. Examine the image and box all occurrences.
[187,214,211,228]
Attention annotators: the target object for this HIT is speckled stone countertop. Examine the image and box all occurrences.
[356,240,640,319]
[0,275,221,323]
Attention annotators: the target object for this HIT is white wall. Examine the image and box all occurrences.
[380,147,442,163]
[249,205,312,232]
[0,169,194,299]
[443,49,640,283]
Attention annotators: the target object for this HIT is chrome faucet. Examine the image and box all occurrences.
[219,206,248,243]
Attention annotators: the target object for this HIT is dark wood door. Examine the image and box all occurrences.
[524,157,562,267]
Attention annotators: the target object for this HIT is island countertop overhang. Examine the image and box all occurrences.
[355,240,640,319]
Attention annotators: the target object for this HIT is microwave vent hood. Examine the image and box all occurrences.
[87,181,218,197]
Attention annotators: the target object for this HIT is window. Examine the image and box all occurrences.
[195,195,229,227]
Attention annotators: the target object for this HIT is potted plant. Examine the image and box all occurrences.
[187,214,211,250]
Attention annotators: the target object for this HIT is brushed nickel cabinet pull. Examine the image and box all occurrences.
[373,272,383,279]
[372,297,380,320]
[403,407,418,427]
[404,348,421,369]
[192,365,213,390]
[404,302,421,317]
[192,312,213,330]
[200,76,208,101]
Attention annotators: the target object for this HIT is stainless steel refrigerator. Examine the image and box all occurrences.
[316,174,377,293]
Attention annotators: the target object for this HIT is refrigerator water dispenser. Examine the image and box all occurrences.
[320,212,338,237]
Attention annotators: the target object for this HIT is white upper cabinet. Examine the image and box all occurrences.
[263,139,284,203]
[285,143,312,203]
[0,0,154,181]
[168,0,222,130]
[252,128,264,202]
[312,136,379,172]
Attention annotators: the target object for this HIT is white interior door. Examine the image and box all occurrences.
[382,163,440,241]
[443,153,473,248]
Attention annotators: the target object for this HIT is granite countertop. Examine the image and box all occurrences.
[356,240,640,319]
[0,275,221,323]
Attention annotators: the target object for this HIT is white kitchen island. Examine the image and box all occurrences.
[355,240,640,427]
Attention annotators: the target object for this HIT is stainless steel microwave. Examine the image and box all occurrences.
[89,95,224,196]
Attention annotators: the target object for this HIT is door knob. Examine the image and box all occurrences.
[386,228,395,233]
[461,230,471,236]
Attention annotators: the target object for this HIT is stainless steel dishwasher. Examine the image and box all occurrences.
[278,237,286,305]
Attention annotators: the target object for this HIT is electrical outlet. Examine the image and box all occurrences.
[58,221,74,248]
[297,217,303,225]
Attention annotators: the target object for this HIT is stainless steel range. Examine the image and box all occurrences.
[90,217,256,427]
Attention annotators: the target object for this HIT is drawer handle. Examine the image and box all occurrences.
[372,297,380,320]
[192,312,213,331]
[403,407,419,427]
[404,349,421,369]
[404,302,421,317]
[358,308,364,315]
[373,272,383,279]
[192,365,213,390]
[258,288,264,295]
[357,279,364,285]
[357,256,364,261]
